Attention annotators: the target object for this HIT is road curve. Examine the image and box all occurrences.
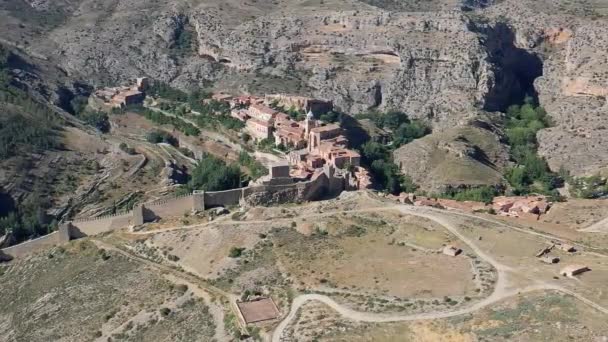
[271,204,608,342]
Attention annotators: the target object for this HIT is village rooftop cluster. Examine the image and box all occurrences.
[214,93,372,189]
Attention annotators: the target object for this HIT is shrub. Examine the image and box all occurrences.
[186,154,242,192]
[145,130,178,146]
[439,186,498,203]
[229,247,245,258]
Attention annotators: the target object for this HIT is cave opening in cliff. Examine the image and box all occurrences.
[479,22,544,112]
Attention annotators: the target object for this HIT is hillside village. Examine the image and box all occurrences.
[93,79,373,193]
[4,0,608,339]
[87,78,571,215]
[2,76,608,342]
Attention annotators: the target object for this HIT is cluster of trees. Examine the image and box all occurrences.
[319,110,342,124]
[0,195,56,243]
[170,26,197,59]
[503,101,561,194]
[180,154,243,193]
[148,81,189,102]
[132,106,200,136]
[438,186,499,204]
[0,112,61,160]
[0,46,62,160]
[360,141,417,194]
[189,97,244,131]
[357,110,431,147]
[69,95,110,133]
[238,151,268,180]
[79,110,110,133]
[354,110,428,194]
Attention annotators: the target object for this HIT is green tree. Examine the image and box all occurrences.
[187,154,242,192]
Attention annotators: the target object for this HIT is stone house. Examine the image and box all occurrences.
[248,104,278,122]
[556,243,577,253]
[273,113,307,148]
[442,245,462,256]
[492,195,551,216]
[540,256,560,264]
[246,118,273,141]
[231,109,250,122]
[308,124,342,152]
[111,89,145,108]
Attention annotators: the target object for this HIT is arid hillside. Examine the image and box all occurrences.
[1,0,607,178]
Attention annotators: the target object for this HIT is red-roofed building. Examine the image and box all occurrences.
[248,104,278,122]
[246,118,273,141]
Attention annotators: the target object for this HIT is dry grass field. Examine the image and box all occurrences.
[288,291,608,341]
[273,213,477,299]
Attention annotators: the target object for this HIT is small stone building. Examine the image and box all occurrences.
[443,245,462,257]
[556,243,577,253]
[560,265,590,277]
[540,256,560,264]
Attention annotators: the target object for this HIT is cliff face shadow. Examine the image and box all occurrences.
[471,21,544,111]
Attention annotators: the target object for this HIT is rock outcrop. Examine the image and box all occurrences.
[1,0,607,177]
[393,122,509,192]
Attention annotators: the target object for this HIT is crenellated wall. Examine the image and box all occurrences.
[144,193,194,219]
[0,165,346,260]
[204,188,244,207]
[71,212,133,237]
[0,232,61,259]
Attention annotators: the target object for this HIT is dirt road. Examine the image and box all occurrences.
[271,203,608,342]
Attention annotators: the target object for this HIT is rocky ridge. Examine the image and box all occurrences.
[0,0,607,177]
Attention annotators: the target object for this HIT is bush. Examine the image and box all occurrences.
[229,247,245,258]
[357,110,430,147]
[80,110,110,133]
[159,307,171,316]
[145,130,178,146]
[439,186,498,204]
[185,154,242,192]
[238,151,268,180]
[118,142,136,155]
[569,174,608,199]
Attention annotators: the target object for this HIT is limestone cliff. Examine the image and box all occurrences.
[1,0,607,178]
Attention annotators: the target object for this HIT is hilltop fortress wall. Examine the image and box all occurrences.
[0,166,339,259]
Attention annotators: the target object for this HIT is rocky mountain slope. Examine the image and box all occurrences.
[0,0,607,177]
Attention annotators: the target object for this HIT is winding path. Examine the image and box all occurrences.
[271,203,608,342]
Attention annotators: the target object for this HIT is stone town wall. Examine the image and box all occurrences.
[0,167,342,259]
[144,194,194,219]
[242,173,330,206]
[204,188,244,207]
[0,232,61,259]
[71,212,133,237]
